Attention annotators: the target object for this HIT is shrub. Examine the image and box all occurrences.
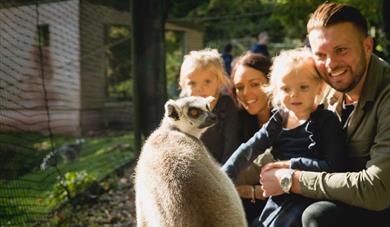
[48,171,97,207]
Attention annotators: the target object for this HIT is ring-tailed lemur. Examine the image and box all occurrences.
[40,138,85,170]
[134,96,247,227]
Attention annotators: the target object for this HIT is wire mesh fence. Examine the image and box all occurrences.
[0,0,134,225]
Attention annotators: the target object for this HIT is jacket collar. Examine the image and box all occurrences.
[326,54,386,113]
[324,54,388,139]
[357,54,386,111]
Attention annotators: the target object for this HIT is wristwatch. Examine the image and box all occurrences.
[279,169,295,193]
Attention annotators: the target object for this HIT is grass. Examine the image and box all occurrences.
[0,132,136,226]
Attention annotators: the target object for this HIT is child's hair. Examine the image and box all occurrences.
[179,48,231,96]
[265,47,323,108]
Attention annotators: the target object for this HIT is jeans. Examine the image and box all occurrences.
[241,198,266,226]
[302,201,390,227]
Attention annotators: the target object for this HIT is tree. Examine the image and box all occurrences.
[383,0,390,57]
[131,0,168,150]
[167,0,386,54]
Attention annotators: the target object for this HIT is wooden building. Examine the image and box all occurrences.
[0,0,204,136]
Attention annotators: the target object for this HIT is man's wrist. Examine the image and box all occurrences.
[279,169,295,193]
[290,170,301,194]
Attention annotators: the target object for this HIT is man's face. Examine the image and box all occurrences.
[308,22,373,93]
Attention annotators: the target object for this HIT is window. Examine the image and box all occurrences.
[37,24,50,47]
[104,24,132,101]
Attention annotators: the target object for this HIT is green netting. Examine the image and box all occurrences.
[0,0,134,225]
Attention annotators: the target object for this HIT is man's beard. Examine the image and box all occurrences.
[339,50,367,93]
[321,49,367,93]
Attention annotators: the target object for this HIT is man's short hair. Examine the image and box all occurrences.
[307,2,368,37]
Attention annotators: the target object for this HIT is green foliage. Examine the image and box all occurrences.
[168,0,208,18]
[165,30,184,98]
[107,79,133,100]
[0,144,45,180]
[0,133,73,180]
[0,133,135,225]
[186,0,274,42]
[268,0,321,39]
[105,25,132,101]
[48,171,97,207]
[168,0,387,57]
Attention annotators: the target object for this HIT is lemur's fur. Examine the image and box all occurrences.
[134,96,247,227]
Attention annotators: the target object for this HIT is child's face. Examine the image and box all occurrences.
[184,68,220,99]
[276,62,322,117]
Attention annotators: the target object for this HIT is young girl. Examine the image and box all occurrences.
[222,48,347,226]
[179,48,240,164]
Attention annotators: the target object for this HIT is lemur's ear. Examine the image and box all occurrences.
[165,100,180,121]
[205,96,215,104]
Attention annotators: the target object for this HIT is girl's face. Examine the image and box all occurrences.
[233,65,268,115]
[184,68,220,99]
[275,62,323,118]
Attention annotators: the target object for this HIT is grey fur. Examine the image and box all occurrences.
[40,138,84,170]
[134,96,247,227]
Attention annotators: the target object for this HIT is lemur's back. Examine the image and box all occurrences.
[135,125,247,227]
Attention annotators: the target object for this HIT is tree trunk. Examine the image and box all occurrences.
[131,0,167,151]
[383,0,390,58]
[383,1,390,38]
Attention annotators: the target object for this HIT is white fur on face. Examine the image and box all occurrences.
[164,96,216,138]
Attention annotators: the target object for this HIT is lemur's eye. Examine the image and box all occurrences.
[188,107,202,118]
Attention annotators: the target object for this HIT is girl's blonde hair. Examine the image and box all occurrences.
[265,47,323,108]
[179,48,231,96]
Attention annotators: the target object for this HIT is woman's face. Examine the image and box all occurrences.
[233,65,268,115]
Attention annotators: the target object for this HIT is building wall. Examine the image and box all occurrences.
[165,22,204,53]
[79,1,131,134]
[0,1,204,136]
[0,0,81,135]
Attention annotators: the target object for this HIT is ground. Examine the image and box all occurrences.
[44,166,137,226]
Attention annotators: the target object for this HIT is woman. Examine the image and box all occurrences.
[229,52,273,225]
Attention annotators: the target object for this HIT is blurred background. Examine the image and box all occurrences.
[0,0,388,225]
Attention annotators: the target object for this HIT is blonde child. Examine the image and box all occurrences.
[179,48,240,164]
[222,48,346,226]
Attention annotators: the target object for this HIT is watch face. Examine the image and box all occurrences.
[281,176,289,187]
[280,175,291,192]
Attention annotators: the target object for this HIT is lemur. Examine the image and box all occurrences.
[134,96,247,227]
[40,138,85,170]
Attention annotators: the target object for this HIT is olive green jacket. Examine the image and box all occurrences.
[300,55,390,211]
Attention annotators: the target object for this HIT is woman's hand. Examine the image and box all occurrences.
[235,185,266,200]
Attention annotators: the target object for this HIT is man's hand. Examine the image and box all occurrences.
[261,160,290,172]
[260,168,291,197]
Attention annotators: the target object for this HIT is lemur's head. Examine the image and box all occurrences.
[164,96,217,138]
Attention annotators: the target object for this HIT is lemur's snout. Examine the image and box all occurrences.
[199,112,217,129]
[208,112,217,123]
